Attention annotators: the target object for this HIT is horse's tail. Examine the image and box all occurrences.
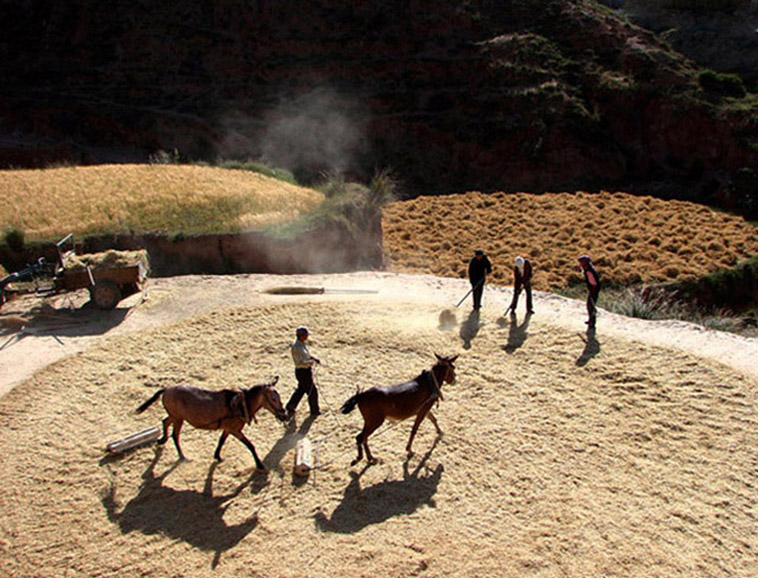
[136,388,165,414]
[340,392,361,414]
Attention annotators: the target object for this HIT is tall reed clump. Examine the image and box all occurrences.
[598,285,747,333]
[316,168,397,233]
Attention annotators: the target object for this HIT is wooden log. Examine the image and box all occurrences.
[106,425,161,454]
[294,437,313,477]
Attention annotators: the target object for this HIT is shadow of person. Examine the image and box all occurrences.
[459,309,481,350]
[503,312,532,354]
[101,446,258,568]
[314,439,443,534]
[576,327,601,367]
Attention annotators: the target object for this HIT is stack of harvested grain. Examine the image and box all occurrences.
[63,249,149,273]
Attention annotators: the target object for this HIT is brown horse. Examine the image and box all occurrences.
[340,354,458,465]
[135,376,287,469]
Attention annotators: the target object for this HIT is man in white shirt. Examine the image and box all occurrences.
[286,326,321,419]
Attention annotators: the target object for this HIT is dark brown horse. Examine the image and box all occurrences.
[136,376,287,469]
[341,354,458,465]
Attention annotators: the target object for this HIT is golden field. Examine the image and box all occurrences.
[0,164,323,241]
[383,190,758,290]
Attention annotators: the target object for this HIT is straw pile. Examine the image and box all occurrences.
[63,249,148,273]
[383,190,758,290]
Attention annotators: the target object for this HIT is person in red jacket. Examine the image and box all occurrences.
[506,256,534,315]
[578,255,601,329]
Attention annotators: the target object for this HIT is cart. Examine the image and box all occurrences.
[1,234,149,310]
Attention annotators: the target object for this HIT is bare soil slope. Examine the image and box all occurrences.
[0,273,756,577]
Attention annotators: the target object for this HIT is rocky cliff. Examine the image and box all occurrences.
[2,0,756,213]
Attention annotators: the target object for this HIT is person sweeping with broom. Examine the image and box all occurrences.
[505,256,534,316]
[467,249,492,310]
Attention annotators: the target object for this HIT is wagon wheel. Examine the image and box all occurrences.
[90,280,121,310]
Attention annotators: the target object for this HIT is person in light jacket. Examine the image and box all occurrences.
[506,256,534,315]
[286,325,321,419]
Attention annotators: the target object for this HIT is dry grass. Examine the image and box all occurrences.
[383,190,758,290]
[0,164,324,241]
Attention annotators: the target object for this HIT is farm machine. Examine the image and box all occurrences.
[0,234,149,310]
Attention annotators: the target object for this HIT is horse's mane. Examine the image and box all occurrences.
[246,384,267,397]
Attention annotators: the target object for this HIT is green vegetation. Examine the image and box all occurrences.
[2,227,25,252]
[263,168,398,240]
[554,282,755,336]
[557,256,758,336]
[698,69,747,99]
[211,159,298,186]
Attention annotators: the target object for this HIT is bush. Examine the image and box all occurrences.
[3,227,25,251]
[214,159,297,185]
[148,149,182,165]
[698,69,747,99]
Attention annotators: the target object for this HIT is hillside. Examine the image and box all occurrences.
[621,0,758,92]
[0,164,323,241]
[2,0,757,214]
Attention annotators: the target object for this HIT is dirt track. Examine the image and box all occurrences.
[0,273,756,577]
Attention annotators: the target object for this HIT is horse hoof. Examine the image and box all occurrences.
[368,458,380,465]
[350,458,360,466]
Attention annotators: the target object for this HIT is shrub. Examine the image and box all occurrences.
[3,227,25,251]
[214,159,297,185]
[698,70,747,99]
[149,149,182,165]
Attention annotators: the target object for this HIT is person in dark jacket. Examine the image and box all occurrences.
[506,256,534,315]
[578,255,601,328]
[468,249,492,310]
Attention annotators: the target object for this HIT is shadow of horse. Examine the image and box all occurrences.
[502,311,532,354]
[101,447,258,568]
[576,327,601,366]
[459,309,481,350]
[314,440,443,534]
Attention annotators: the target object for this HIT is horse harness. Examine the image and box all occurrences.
[425,367,444,405]
[225,389,253,425]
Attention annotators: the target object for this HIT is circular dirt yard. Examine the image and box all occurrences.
[0,272,756,577]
